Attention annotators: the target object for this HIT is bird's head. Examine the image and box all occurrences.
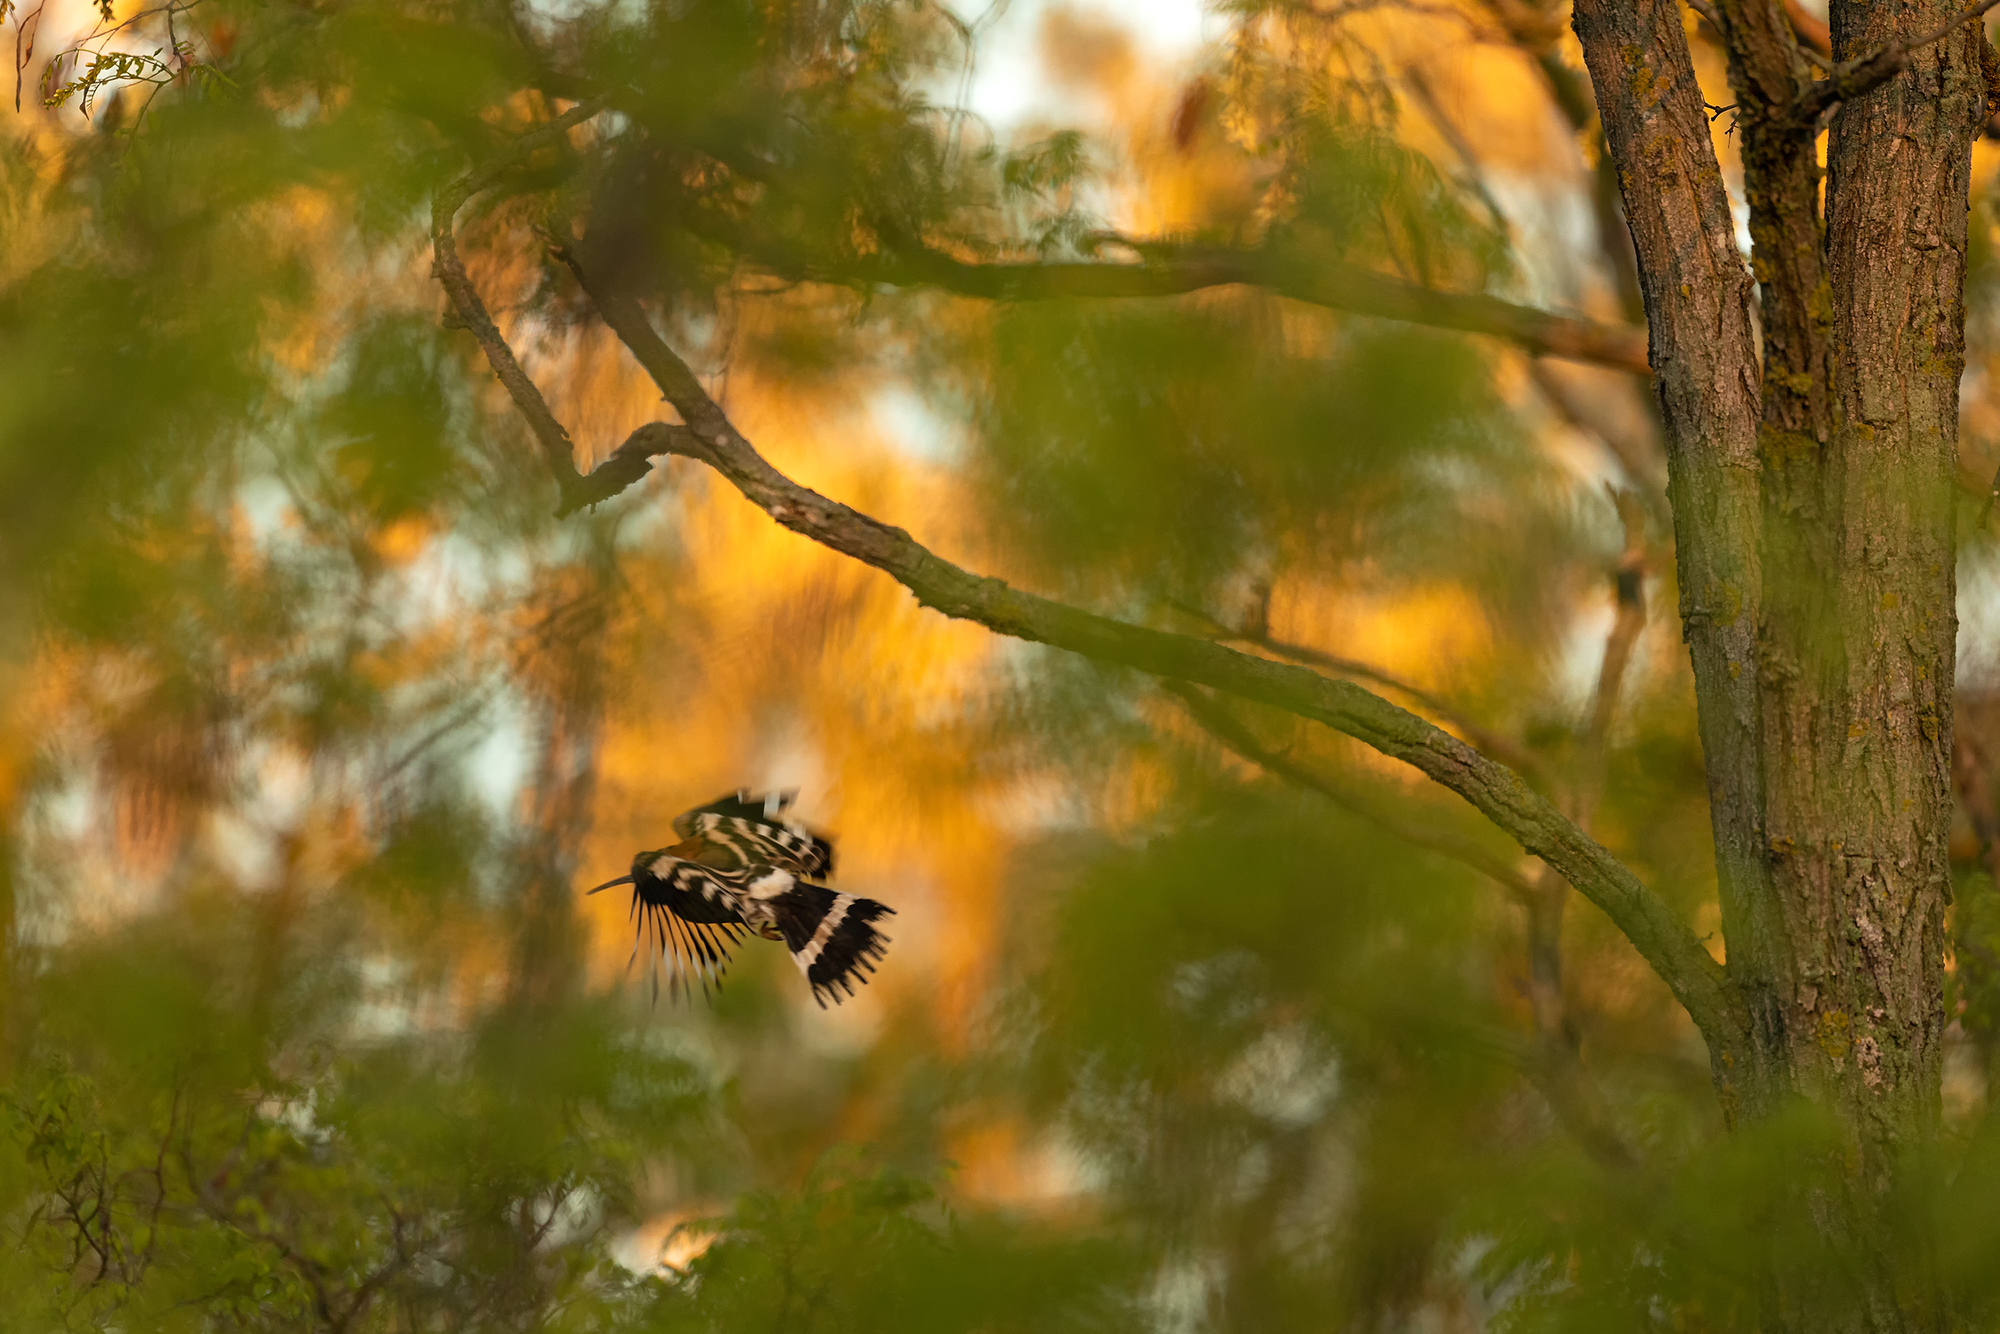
[586,849,653,895]
[585,842,701,894]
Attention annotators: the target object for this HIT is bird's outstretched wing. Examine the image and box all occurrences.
[622,861,894,1006]
[600,860,752,1001]
[671,789,837,879]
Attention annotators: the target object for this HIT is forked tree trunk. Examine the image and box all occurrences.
[1574,0,1982,1327]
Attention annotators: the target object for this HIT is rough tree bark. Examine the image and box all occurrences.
[1575,0,1981,1326]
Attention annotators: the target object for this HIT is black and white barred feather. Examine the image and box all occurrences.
[767,882,894,1006]
[671,789,836,879]
[588,791,892,1006]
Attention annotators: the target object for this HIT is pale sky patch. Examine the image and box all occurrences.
[954,0,1215,135]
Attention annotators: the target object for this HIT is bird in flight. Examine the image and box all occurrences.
[586,790,893,1006]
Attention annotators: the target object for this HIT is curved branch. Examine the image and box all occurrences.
[554,422,697,516]
[554,245,1740,1049]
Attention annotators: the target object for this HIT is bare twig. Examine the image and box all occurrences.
[14,1,45,112]
[139,1083,180,1271]
[551,244,1740,1049]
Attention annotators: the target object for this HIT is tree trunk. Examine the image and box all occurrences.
[1576,0,1982,1326]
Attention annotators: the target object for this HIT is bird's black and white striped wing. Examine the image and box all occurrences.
[671,790,837,879]
[763,883,894,1008]
[629,860,752,1001]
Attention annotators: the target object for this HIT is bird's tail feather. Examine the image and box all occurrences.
[768,884,894,1007]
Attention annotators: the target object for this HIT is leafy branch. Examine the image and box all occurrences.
[40,46,202,115]
[11,0,226,123]
[516,240,1741,1053]
[424,77,1738,1055]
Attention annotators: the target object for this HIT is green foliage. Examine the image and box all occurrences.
[648,1154,1138,1333]
[5,0,1990,1330]
[2,890,711,1332]
[961,298,1573,633]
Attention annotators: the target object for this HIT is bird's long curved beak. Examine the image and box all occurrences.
[585,874,634,895]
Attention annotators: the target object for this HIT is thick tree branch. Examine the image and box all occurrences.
[1788,0,2000,135]
[1795,0,2000,120]
[1801,0,1984,1154]
[554,244,1739,1048]
[843,245,1653,377]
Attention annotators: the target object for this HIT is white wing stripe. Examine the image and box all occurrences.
[748,869,795,900]
[795,894,854,973]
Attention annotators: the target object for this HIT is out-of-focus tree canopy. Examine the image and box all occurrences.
[6,0,2000,1329]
